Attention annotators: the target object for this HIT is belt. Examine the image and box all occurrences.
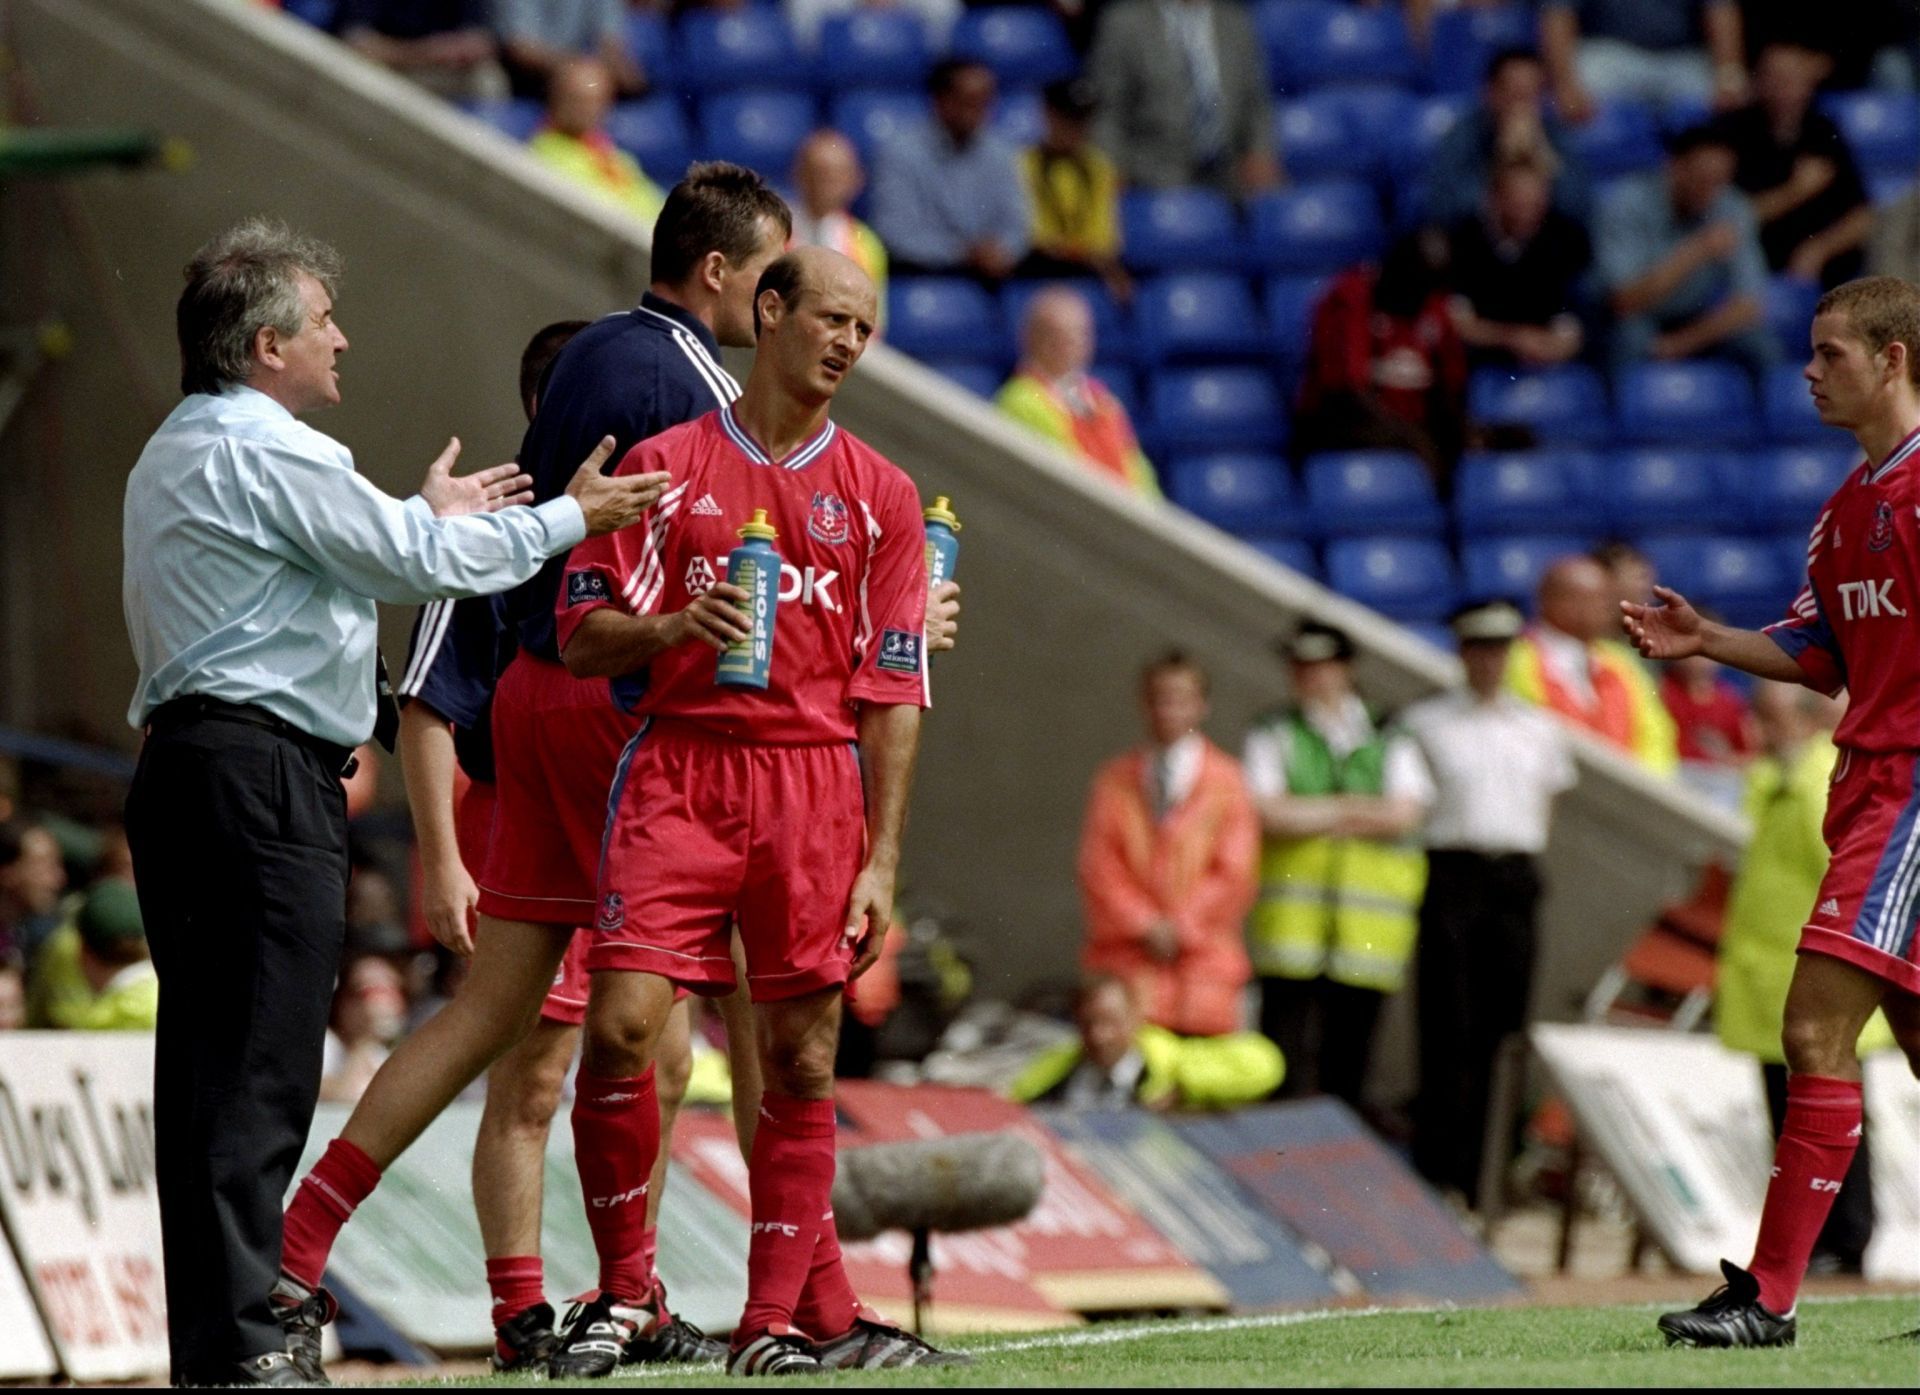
[146,696,359,779]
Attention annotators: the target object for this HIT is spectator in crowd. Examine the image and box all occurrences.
[1402,600,1576,1202]
[870,59,1031,281]
[1009,975,1284,1111]
[1591,537,1658,615]
[1717,681,1885,1274]
[1077,652,1260,1038]
[1540,0,1749,123]
[527,57,664,226]
[1086,0,1280,196]
[1448,154,1594,368]
[1662,647,1758,808]
[1597,124,1775,375]
[1739,0,1920,93]
[1295,228,1469,484]
[1507,556,1679,773]
[321,957,410,1104]
[1869,171,1920,281]
[1245,623,1433,1113]
[27,879,158,1031]
[789,131,888,313]
[1426,46,1593,228]
[997,287,1159,496]
[785,0,959,50]
[0,963,22,1032]
[0,817,67,964]
[337,0,508,101]
[1018,78,1130,302]
[1714,43,1874,289]
[491,0,643,100]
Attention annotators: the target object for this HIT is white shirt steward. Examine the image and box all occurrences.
[120,385,583,1384]
[1398,688,1575,1199]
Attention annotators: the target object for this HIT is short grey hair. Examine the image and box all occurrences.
[176,217,343,395]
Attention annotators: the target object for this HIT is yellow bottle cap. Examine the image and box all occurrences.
[923,495,961,531]
[737,508,778,542]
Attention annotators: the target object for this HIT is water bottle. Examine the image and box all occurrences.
[923,496,961,589]
[716,509,780,690]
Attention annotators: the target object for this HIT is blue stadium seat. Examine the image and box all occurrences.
[830,89,926,167]
[1613,363,1759,446]
[1426,4,1533,93]
[950,8,1076,86]
[1165,453,1300,533]
[886,278,1007,363]
[1325,538,1459,621]
[818,11,931,87]
[677,10,807,91]
[1453,451,1605,537]
[1406,621,1457,654]
[1147,368,1288,452]
[1461,535,1589,603]
[1274,94,1353,182]
[1468,366,1610,445]
[925,361,1005,400]
[991,88,1047,149]
[1640,536,1790,629]
[1331,85,1423,181]
[460,97,543,144]
[1001,280,1132,363]
[1760,364,1825,443]
[1092,364,1140,421]
[1247,181,1385,274]
[1135,274,1267,363]
[625,12,674,85]
[282,0,337,28]
[1266,275,1330,368]
[1608,449,1730,533]
[1305,451,1444,537]
[1765,275,1820,360]
[1252,537,1319,577]
[1121,189,1243,272]
[1390,94,1473,189]
[1267,2,1417,90]
[1870,170,1918,209]
[1746,446,1856,531]
[1569,102,1664,177]
[607,99,693,185]
[1823,91,1920,175]
[1772,534,1812,591]
[697,91,817,178]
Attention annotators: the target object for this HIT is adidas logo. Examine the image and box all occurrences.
[1817,898,1841,917]
[690,493,723,517]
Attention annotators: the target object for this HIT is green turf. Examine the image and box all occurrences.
[378,1294,1920,1388]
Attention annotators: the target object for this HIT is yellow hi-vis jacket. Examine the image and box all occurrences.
[1249,710,1427,993]
[1506,632,1679,776]
[1008,1025,1284,1111]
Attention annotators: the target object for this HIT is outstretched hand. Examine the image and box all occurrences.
[1621,585,1706,661]
[419,438,535,517]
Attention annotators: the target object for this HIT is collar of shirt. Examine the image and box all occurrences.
[1142,730,1205,810]
[1067,1045,1146,1106]
[1300,693,1376,759]
[638,290,721,360]
[217,383,296,424]
[1532,623,1597,705]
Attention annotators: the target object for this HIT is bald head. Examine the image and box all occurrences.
[793,130,864,220]
[1538,556,1617,642]
[548,57,614,139]
[1020,286,1095,378]
[750,246,878,402]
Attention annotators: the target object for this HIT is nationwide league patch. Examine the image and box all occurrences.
[808,491,850,546]
[876,628,922,674]
[567,570,611,606]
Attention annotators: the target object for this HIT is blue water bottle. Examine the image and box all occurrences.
[717,509,780,690]
[923,495,961,589]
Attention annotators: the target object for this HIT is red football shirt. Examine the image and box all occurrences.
[1766,424,1920,753]
[556,407,931,744]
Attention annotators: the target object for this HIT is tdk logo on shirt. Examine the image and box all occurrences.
[568,571,611,606]
[1837,579,1906,619]
[690,555,841,612]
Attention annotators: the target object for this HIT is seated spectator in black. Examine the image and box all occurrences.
[1087,0,1280,196]
[1008,975,1283,1111]
[1449,155,1593,368]
[1596,124,1775,373]
[0,817,66,964]
[1295,228,1469,484]
[491,0,644,99]
[338,0,507,100]
[1426,47,1592,227]
[1713,42,1873,288]
[1019,79,1131,303]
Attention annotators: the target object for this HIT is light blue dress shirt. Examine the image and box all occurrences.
[124,387,586,748]
[869,120,1032,270]
[1597,177,1768,322]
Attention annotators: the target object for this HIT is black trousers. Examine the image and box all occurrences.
[1762,1061,1875,1268]
[1411,850,1541,1197]
[124,707,350,1382]
[1261,975,1385,1108]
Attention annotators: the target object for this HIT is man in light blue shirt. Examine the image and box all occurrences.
[120,217,664,1388]
[869,59,1031,281]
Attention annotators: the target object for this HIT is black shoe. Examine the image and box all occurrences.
[220,1351,309,1386]
[622,1292,727,1366]
[813,1310,973,1369]
[268,1274,337,1385]
[492,1301,562,1374]
[1657,1260,1797,1348]
[727,1327,823,1377]
[551,1293,648,1380]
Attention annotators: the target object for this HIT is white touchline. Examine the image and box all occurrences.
[953,1305,1439,1355]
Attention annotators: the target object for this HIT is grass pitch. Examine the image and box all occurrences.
[392,1294,1920,1387]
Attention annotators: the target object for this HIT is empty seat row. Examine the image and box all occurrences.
[1470,363,1837,447]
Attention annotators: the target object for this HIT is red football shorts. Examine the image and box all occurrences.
[1803,748,1920,997]
[591,719,866,1002]
[479,651,641,926]
[454,775,497,877]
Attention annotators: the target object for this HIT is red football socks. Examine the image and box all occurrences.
[639,1226,659,1295]
[795,1216,861,1341]
[486,1255,546,1328]
[280,1137,382,1290]
[738,1092,837,1341]
[571,1068,660,1303]
[1748,1073,1864,1314]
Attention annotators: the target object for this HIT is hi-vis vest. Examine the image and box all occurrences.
[1506,633,1678,775]
[1250,711,1427,992]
